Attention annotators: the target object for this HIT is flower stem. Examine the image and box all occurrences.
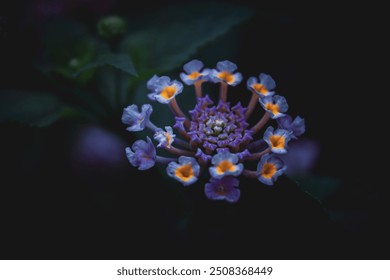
[251,112,270,134]
[248,139,265,151]
[169,98,185,117]
[198,162,207,175]
[179,130,191,142]
[242,169,258,179]
[198,157,209,166]
[245,148,270,161]
[219,82,228,102]
[194,80,203,98]
[245,92,259,120]
[146,121,158,132]
[166,146,195,156]
[174,138,191,149]
[169,98,190,129]
[156,156,177,164]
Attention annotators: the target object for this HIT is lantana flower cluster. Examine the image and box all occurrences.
[122,60,305,202]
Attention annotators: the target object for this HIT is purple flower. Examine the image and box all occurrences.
[187,100,250,152]
[154,126,175,148]
[166,156,200,186]
[173,117,186,132]
[209,151,243,179]
[121,104,153,132]
[247,73,276,97]
[125,137,156,170]
[180,59,210,85]
[146,75,159,91]
[210,60,243,86]
[147,76,183,104]
[259,95,288,119]
[195,148,212,163]
[256,154,287,185]
[263,126,293,154]
[122,59,306,202]
[278,115,305,139]
[205,176,240,203]
[237,149,252,160]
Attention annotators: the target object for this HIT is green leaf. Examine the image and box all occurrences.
[0,90,66,127]
[117,70,131,108]
[36,19,98,83]
[95,66,117,109]
[73,53,137,77]
[119,2,253,77]
[292,175,343,203]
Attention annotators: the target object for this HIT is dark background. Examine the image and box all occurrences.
[0,0,385,259]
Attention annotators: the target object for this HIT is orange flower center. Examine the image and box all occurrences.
[252,83,268,95]
[175,164,194,182]
[265,103,279,115]
[217,71,235,84]
[261,163,277,179]
[188,71,201,80]
[216,160,236,174]
[160,85,177,100]
[270,135,285,149]
[165,132,171,147]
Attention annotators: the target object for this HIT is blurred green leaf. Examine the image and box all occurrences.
[0,90,67,127]
[292,175,343,202]
[36,19,100,83]
[117,70,131,108]
[95,67,117,109]
[93,66,131,110]
[73,53,137,77]
[119,2,253,77]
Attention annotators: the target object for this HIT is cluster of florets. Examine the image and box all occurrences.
[122,60,305,202]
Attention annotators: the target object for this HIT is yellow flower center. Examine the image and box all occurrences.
[165,132,171,147]
[217,71,235,84]
[270,135,285,149]
[265,103,280,115]
[175,164,194,182]
[261,163,277,179]
[252,83,268,95]
[216,160,236,174]
[188,71,201,80]
[160,85,177,100]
